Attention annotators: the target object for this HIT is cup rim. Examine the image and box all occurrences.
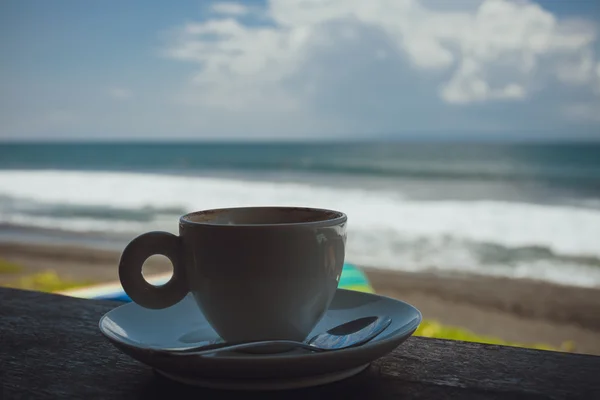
[180,206,347,228]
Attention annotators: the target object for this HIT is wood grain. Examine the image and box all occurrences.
[1,287,599,399]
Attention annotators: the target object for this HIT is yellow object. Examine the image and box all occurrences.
[5,270,91,293]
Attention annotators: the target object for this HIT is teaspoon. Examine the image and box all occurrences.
[161,315,392,356]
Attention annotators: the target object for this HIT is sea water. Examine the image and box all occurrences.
[1,141,599,287]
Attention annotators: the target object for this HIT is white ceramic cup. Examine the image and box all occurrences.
[118,206,347,344]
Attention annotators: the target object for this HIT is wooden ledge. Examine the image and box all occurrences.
[1,287,599,399]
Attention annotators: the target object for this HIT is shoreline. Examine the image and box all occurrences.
[1,241,599,355]
[364,267,600,331]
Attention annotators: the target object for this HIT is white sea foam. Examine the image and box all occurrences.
[1,169,600,287]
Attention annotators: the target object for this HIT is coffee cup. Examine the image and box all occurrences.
[118,206,347,344]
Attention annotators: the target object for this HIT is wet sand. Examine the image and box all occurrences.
[1,241,599,355]
[365,268,600,355]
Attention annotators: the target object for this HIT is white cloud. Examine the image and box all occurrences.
[439,1,597,103]
[211,2,249,16]
[108,87,133,100]
[157,0,600,136]
[555,49,596,85]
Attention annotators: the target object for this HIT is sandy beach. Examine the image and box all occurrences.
[1,241,599,355]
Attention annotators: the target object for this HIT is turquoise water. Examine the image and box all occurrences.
[2,142,600,187]
[1,141,600,287]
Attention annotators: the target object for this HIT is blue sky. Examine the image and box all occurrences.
[1,0,599,141]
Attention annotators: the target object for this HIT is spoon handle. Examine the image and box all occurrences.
[161,340,326,357]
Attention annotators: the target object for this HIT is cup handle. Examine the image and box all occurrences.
[118,231,189,309]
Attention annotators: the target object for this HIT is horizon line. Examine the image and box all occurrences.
[2,136,600,145]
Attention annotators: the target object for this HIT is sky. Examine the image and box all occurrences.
[1,0,599,141]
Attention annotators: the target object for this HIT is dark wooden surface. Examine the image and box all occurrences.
[1,287,599,400]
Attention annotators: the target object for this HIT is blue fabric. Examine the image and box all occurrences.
[91,263,372,302]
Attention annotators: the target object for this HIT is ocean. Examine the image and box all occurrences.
[1,141,600,288]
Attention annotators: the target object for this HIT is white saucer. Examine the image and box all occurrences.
[99,289,422,391]
[155,364,370,391]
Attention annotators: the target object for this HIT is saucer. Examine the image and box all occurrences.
[99,289,422,390]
